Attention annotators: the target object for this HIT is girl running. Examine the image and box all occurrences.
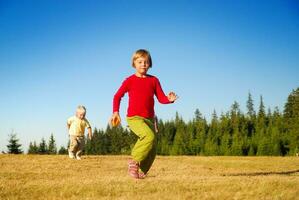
[111,49,178,179]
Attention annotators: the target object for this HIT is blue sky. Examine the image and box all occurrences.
[0,0,298,152]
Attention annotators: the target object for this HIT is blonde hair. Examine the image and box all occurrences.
[131,49,152,68]
[77,105,86,116]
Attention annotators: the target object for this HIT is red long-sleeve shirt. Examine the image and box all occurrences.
[113,74,172,118]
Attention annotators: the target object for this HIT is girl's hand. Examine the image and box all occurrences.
[110,112,121,127]
[167,92,178,102]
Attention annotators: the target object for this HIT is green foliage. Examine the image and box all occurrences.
[85,127,137,155]
[28,142,39,154]
[24,88,299,156]
[38,138,48,154]
[58,146,68,154]
[283,88,299,155]
[48,134,57,154]
[7,133,23,154]
[28,135,58,155]
[247,92,256,119]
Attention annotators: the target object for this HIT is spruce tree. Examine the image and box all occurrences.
[48,134,57,154]
[246,92,255,119]
[231,132,243,155]
[160,121,176,155]
[28,142,34,153]
[256,95,267,143]
[283,88,299,154]
[38,138,48,154]
[204,110,219,155]
[186,122,196,155]
[193,109,207,155]
[7,134,23,154]
[220,132,231,155]
[28,141,39,154]
[270,126,282,156]
[258,95,266,125]
[248,142,256,156]
[58,146,68,154]
[171,121,186,155]
[219,112,231,155]
[230,102,244,155]
[194,108,203,122]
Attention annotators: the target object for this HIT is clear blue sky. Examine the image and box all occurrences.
[0,0,298,152]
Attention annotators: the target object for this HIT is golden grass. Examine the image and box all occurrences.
[1,155,299,200]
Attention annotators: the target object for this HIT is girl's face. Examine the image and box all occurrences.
[134,57,150,76]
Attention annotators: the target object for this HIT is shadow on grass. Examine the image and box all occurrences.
[221,169,299,176]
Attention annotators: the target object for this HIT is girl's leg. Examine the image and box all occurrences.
[127,116,156,174]
[139,138,156,174]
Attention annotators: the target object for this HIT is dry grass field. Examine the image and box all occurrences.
[0,155,299,200]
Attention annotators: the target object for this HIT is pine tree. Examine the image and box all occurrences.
[257,136,271,156]
[273,107,282,128]
[159,121,176,155]
[219,112,231,155]
[246,92,256,138]
[38,138,48,154]
[204,110,220,155]
[192,109,207,155]
[283,88,299,155]
[7,133,23,154]
[255,95,267,145]
[270,126,282,156]
[171,120,186,155]
[186,121,196,155]
[58,146,68,154]
[248,144,255,156]
[48,134,57,154]
[28,141,39,154]
[258,95,266,126]
[171,112,192,155]
[220,132,231,155]
[229,102,244,155]
[246,92,255,119]
[194,108,203,122]
[231,132,243,155]
[85,128,112,155]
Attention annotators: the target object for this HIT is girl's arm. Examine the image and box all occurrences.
[111,79,129,125]
[113,79,129,113]
[155,78,177,104]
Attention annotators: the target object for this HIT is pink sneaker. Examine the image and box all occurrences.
[128,160,139,179]
[138,172,146,179]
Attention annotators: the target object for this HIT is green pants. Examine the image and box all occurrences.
[127,116,157,174]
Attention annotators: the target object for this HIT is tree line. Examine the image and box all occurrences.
[5,88,299,156]
[5,133,68,155]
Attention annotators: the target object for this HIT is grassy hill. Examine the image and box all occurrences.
[1,155,299,199]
